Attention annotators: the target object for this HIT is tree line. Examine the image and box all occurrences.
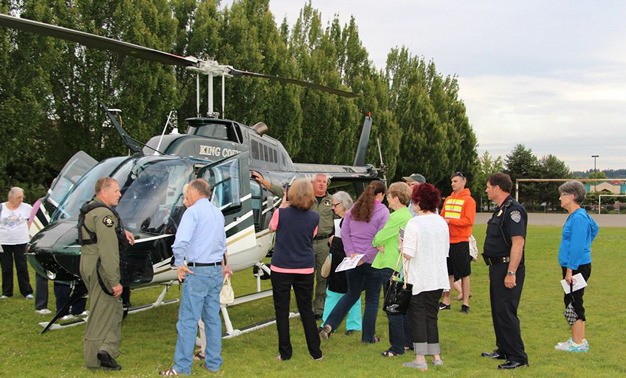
[0,0,477,202]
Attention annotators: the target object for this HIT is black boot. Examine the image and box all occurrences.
[97,350,122,370]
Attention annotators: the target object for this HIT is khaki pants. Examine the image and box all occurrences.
[83,274,123,368]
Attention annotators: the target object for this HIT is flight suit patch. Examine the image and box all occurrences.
[510,210,521,223]
[102,215,115,227]
[323,199,332,207]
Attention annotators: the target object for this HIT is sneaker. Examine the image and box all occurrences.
[36,309,52,315]
[25,294,34,300]
[566,339,589,353]
[438,302,451,310]
[460,304,470,314]
[60,314,75,321]
[554,338,574,350]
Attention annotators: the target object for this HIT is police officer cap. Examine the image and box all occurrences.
[402,173,426,184]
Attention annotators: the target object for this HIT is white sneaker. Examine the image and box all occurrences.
[555,338,574,350]
[25,294,34,299]
[36,309,52,315]
[61,314,75,321]
[79,310,89,316]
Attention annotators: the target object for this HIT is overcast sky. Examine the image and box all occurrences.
[261,0,625,172]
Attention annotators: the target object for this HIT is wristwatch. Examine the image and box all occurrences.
[506,270,516,276]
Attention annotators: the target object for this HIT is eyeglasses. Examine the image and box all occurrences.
[454,171,466,179]
[331,203,341,208]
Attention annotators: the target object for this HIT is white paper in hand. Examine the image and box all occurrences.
[335,254,365,272]
[560,273,587,294]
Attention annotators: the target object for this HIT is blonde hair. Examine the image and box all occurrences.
[387,182,411,206]
[288,179,315,210]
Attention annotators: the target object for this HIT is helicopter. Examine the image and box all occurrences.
[0,13,381,335]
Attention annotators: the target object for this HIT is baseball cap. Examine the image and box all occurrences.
[402,173,426,184]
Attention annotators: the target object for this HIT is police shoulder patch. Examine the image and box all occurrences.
[510,210,521,223]
[102,215,115,227]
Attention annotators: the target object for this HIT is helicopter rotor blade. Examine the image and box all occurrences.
[0,13,196,67]
[1,13,357,98]
[228,68,358,98]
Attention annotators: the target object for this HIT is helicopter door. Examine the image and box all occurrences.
[197,152,261,272]
[30,151,98,236]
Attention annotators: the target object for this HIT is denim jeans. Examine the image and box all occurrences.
[325,263,382,342]
[379,268,412,354]
[173,266,223,373]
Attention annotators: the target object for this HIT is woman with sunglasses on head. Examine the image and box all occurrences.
[320,191,362,335]
[319,180,389,343]
[372,182,413,357]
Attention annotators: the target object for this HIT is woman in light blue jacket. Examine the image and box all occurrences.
[554,181,598,353]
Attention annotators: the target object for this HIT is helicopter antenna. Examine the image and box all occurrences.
[154,110,177,155]
[208,73,213,116]
[196,73,201,117]
[222,74,226,118]
[376,137,388,185]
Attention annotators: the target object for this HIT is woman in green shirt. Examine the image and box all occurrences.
[372,182,413,357]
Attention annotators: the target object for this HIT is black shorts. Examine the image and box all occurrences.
[562,263,591,322]
[447,242,471,280]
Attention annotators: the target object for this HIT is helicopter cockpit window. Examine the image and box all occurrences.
[202,158,241,209]
[188,124,228,140]
[116,159,193,234]
[51,157,128,221]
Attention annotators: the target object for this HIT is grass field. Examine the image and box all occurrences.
[0,224,624,377]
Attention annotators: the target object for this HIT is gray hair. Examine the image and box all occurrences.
[8,187,24,201]
[332,191,353,210]
[559,180,586,204]
[312,173,331,183]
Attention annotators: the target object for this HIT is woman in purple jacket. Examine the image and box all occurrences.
[319,180,389,343]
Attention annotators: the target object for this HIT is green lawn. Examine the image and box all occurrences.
[0,224,624,377]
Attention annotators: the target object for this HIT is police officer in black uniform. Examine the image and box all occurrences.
[480,172,529,370]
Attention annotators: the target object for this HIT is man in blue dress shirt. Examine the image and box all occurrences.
[160,179,232,375]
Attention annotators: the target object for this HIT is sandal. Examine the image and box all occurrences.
[193,352,205,361]
[381,350,400,357]
[363,336,381,344]
[159,367,179,376]
[319,324,332,340]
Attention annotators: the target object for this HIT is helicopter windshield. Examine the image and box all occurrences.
[116,159,193,233]
[51,157,129,221]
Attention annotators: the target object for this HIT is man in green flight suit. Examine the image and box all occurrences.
[311,173,335,319]
[79,177,134,370]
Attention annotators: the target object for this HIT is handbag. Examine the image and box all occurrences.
[563,282,578,325]
[382,252,413,315]
[220,276,235,305]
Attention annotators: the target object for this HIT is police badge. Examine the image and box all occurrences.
[102,215,115,227]
[510,210,521,223]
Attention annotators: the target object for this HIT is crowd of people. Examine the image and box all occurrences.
[0,170,599,373]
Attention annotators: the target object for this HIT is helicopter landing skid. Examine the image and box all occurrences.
[39,284,179,332]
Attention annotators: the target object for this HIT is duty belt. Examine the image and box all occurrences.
[483,256,510,266]
[313,234,330,241]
